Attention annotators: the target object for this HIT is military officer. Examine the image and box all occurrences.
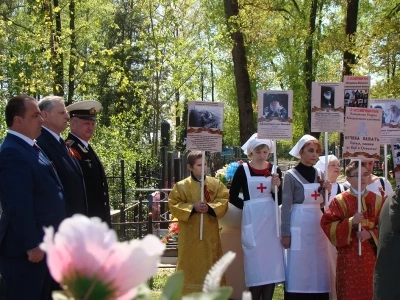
[66,100,111,226]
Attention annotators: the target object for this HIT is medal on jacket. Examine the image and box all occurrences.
[85,159,92,168]
[78,144,89,153]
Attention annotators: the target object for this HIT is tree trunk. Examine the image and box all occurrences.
[224,0,254,145]
[306,0,319,139]
[67,0,76,105]
[340,0,359,158]
[342,0,359,76]
[52,0,64,96]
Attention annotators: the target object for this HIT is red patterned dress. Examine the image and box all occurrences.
[320,190,384,300]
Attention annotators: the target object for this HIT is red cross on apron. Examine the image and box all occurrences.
[311,190,320,200]
[256,183,267,193]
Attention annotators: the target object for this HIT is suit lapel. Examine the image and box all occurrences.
[6,134,63,187]
[9,133,49,165]
[43,130,82,175]
[42,129,69,158]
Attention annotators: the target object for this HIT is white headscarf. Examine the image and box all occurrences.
[315,155,338,171]
[289,134,318,159]
[241,133,275,156]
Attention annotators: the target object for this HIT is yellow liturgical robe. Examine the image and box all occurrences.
[168,175,229,295]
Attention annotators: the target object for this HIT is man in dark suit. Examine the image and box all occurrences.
[66,100,111,226]
[0,95,67,299]
[37,95,88,216]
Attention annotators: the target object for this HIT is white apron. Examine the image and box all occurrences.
[326,183,344,300]
[285,169,330,293]
[241,164,285,287]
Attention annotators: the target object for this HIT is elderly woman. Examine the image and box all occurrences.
[315,155,346,205]
[384,105,400,127]
[281,135,331,300]
[229,133,284,300]
[315,155,346,300]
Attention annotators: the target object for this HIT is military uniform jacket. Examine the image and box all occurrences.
[66,133,111,226]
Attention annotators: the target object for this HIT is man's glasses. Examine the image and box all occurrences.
[347,173,370,178]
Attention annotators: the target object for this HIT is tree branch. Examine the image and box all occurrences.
[1,14,35,34]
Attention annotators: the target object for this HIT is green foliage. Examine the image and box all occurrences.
[160,271,184,300]
[1,0,400,160]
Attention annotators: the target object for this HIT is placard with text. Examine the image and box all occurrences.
[343,76,371,113]
[311,82,344,132]
[370,99,400,144]
[186,101,223,152]
[257,90,293,140]
[343,107,382,160]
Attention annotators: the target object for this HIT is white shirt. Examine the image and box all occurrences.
[7,129,35,146]
[349,186,366,195]
[70,133,89,148]
[42,126,62,142]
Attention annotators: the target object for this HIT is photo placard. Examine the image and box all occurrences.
[257,90,293,140]
[369,99,400,144]
[186,101,224,152]
[311,82,345,132]
[343,107,382,160]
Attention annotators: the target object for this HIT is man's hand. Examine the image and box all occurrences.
[356,228,372,242]
[27,247,45,263]
[194,201,209,214]
[350,212,365,226]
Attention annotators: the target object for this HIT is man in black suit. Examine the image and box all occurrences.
[37,95,88,216]
[66,100,111,226]
[0,95,67,299]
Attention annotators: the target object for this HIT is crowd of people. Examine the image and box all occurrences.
[0,94,397,300]
[0,95,112,299]
[169,133,398,300]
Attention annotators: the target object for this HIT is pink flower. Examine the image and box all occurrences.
[40,214,165,300]
[168,222,179,235]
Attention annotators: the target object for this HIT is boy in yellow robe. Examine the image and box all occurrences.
[168,151,229,295]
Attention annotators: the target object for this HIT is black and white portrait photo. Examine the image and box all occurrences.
[262,93,289,121]
[188,106,223,129]
[321,86,335,108]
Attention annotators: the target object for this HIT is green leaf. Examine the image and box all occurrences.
[134,283,151,300]
[182,287,232,300]
[160,271,184,300]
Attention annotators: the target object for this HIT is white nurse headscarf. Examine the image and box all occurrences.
[289,134,318,159]
[315,155,338,171]
[241,133,275,156]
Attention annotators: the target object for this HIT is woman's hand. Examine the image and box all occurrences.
[281,236,291,249]
[271,174,281,189]
[323,180,332,194]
